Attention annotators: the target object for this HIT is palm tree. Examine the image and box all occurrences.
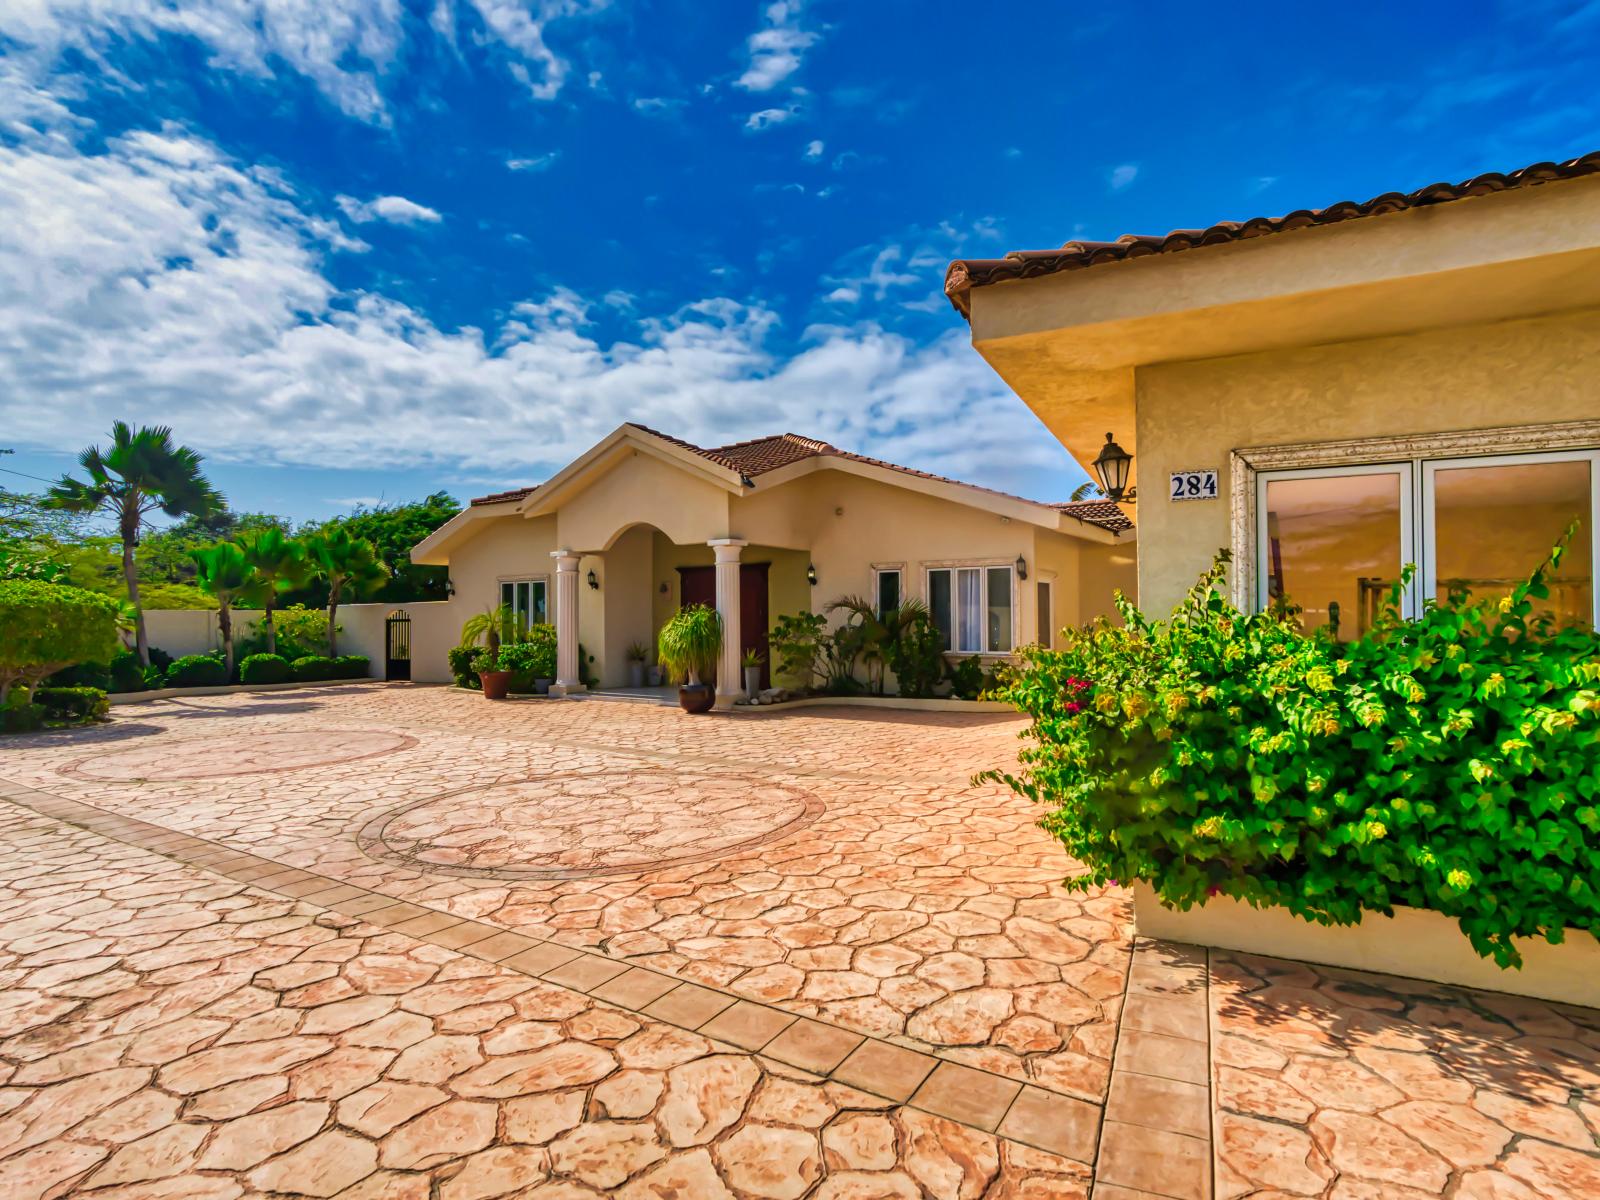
[237,528,308,657]
[190,542,263,680]
[45,423,222,665]
[304,529,387,656]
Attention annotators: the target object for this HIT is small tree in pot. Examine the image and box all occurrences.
[657,604,721,714]
[625,641,649,689]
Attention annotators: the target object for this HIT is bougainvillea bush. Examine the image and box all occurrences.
[983,546,1600,968]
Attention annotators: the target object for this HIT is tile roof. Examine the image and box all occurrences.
[469,425,1131,533]
[945,150,1600,317]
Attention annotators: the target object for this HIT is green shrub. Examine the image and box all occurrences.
[35,686,109,723]
[291,655,335,681]
[448,645,480,689]
[886,608,946,698]
[0,580,120,705]
[3,700,44,733]
[499,628,557,690]
[165,654,227,688]
[236,604,330,662]
[46,659,113,690]
[110,650,149,693]
[334,655,369,679]
[656,607,720,685]
[239,653,292,684]
[983,547,1600,969]
[948,655,986,700]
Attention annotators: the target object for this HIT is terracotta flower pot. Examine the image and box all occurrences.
[678,683,715,714]
[480,669,512,700]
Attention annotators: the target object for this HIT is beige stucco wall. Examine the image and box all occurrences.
[555,452,733,552]
[1134,305,1600,614]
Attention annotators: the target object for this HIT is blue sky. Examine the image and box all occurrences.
[1,1,1597,524]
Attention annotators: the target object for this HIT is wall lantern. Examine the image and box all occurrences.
[444,577,456,597]
[1015,555,1028,581]
[587,569,599,590]
[806,564,818,586]
[1092,432,1134,502]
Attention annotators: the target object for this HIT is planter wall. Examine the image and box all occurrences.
[1133,883,1600,1008]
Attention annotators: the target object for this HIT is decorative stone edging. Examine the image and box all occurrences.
[0,775,1104,1166]
[731,695,1015,715]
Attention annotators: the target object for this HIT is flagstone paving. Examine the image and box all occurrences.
[2,682,1598,1198]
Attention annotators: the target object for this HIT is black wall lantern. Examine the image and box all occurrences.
[1092,432,1134,502]
[587,569,599,590]
[1015,555,1028,581]
[806,563,818,586]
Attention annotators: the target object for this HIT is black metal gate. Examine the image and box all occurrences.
[384,611,411,682]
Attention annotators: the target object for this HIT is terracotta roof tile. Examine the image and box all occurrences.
[945,150,1600,317]
[470,428,1130,534]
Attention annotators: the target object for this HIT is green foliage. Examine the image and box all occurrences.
[3,699,44,733]
[290,656,368,681]
[626,641,649,663]
[165,654,227,688]
[239,653,292,684]
[288,492,459,606]
[884,603,946,699]
[46,660,113,690]
[303,528,386,656]
[0,580,121,705]
[336,655,370,679]
[498,625,557,690]
[657,605,722,685]
[948,655,986,701]
[982,546,1600,970]
[110,650,150,694]
[460,605,517,657]
[447,645,481,690]
[768,611,829,690]
[35,686,109,723]
[237,605,330,663]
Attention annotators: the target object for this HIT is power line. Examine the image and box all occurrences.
[0,464,60,486]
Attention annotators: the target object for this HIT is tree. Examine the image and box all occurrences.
[304,528,387,656]
[43,423,222,666]
[0,580,119,705]
[237,528,309,657]
[190,542,263,680]
[289,492,460,605]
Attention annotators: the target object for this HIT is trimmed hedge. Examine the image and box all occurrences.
[448,645,480,690]
[239,653,293,685]
[165,654,227,688]
[35,686,109,723]
[984,547,1600,969]
[289,655,370,681]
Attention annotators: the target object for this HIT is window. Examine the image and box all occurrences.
[875,568,901,619]
[926,564,1017,653]
[1037,580,1053,649]
[499,578,548,630]
[1258,448,1597,635]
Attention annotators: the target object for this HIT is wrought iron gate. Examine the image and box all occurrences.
[384,610,411,682]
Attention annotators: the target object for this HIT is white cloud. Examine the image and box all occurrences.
[745,106,796,131]
[632,96,685,116]
[803,139,824,161]
[735,0,818,92]
[506,151,560,172]
[0,0,596,122]
[0,124,1071,494]
[336,194,443,225]
[1109,162,1139,190]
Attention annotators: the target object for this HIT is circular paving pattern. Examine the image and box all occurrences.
[358,768,823,880]
[63,730,417,781]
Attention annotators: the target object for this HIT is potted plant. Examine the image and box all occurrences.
[742,648,764,700]
[475,648,512,700]
[626,641,649,688]
[656,604,721,714]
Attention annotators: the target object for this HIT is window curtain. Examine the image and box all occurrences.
[957,568,982,652]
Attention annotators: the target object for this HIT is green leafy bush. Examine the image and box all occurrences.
[35,686,109,723]
[46,659,113,690]
[165,654,227,688]
[948,655,986,700]
[239,653,292,684]
[886,607,946,698]
[110,650,149,693]
[657,607,721,685]
[334,655,369,679]
[236,604,330,662]
[3,699,44,733]
[291,655,334,681]
[499,628,557,690]
[448,645,480,690]
[983,547,1600,969]
[0,580,121,705]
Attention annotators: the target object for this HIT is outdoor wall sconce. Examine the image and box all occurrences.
[444,577,455,597]
[1015,555,1028,581]
[807,564,818,586]
[659,581,669,594]
[587,569,599,590]
[1092,432,1134,502]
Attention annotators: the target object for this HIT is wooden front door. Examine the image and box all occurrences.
[676,563,770,688]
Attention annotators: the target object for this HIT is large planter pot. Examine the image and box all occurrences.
[628,662,646,688]
[678,683,715,714]
[480,670,513,701]
[743,667,762,699]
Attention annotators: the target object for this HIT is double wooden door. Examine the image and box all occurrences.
[676,562,770,688]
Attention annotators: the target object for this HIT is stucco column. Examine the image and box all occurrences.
[709,539,746,708]
[551,550,585,695]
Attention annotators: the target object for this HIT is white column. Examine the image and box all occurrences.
[551,550,585,694]
[709,538,746,708]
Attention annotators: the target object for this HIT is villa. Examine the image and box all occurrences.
[406,421,1136,700]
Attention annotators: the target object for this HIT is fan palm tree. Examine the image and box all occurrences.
[190,542,264,681]
[45,422,222,665]
[304,528,388,656]
[237,528,308,657]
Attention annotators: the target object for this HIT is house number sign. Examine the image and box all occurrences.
[1169,469,1219,501]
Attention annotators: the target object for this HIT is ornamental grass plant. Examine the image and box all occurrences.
[983,542,1600,968]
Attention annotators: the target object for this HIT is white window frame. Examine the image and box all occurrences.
[1234,423,1600,630]
[923,561,1019,654]
[498,576,549,630]
[872,564,904,619]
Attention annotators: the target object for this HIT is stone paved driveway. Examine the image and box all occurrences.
[1,683,1597,1199]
